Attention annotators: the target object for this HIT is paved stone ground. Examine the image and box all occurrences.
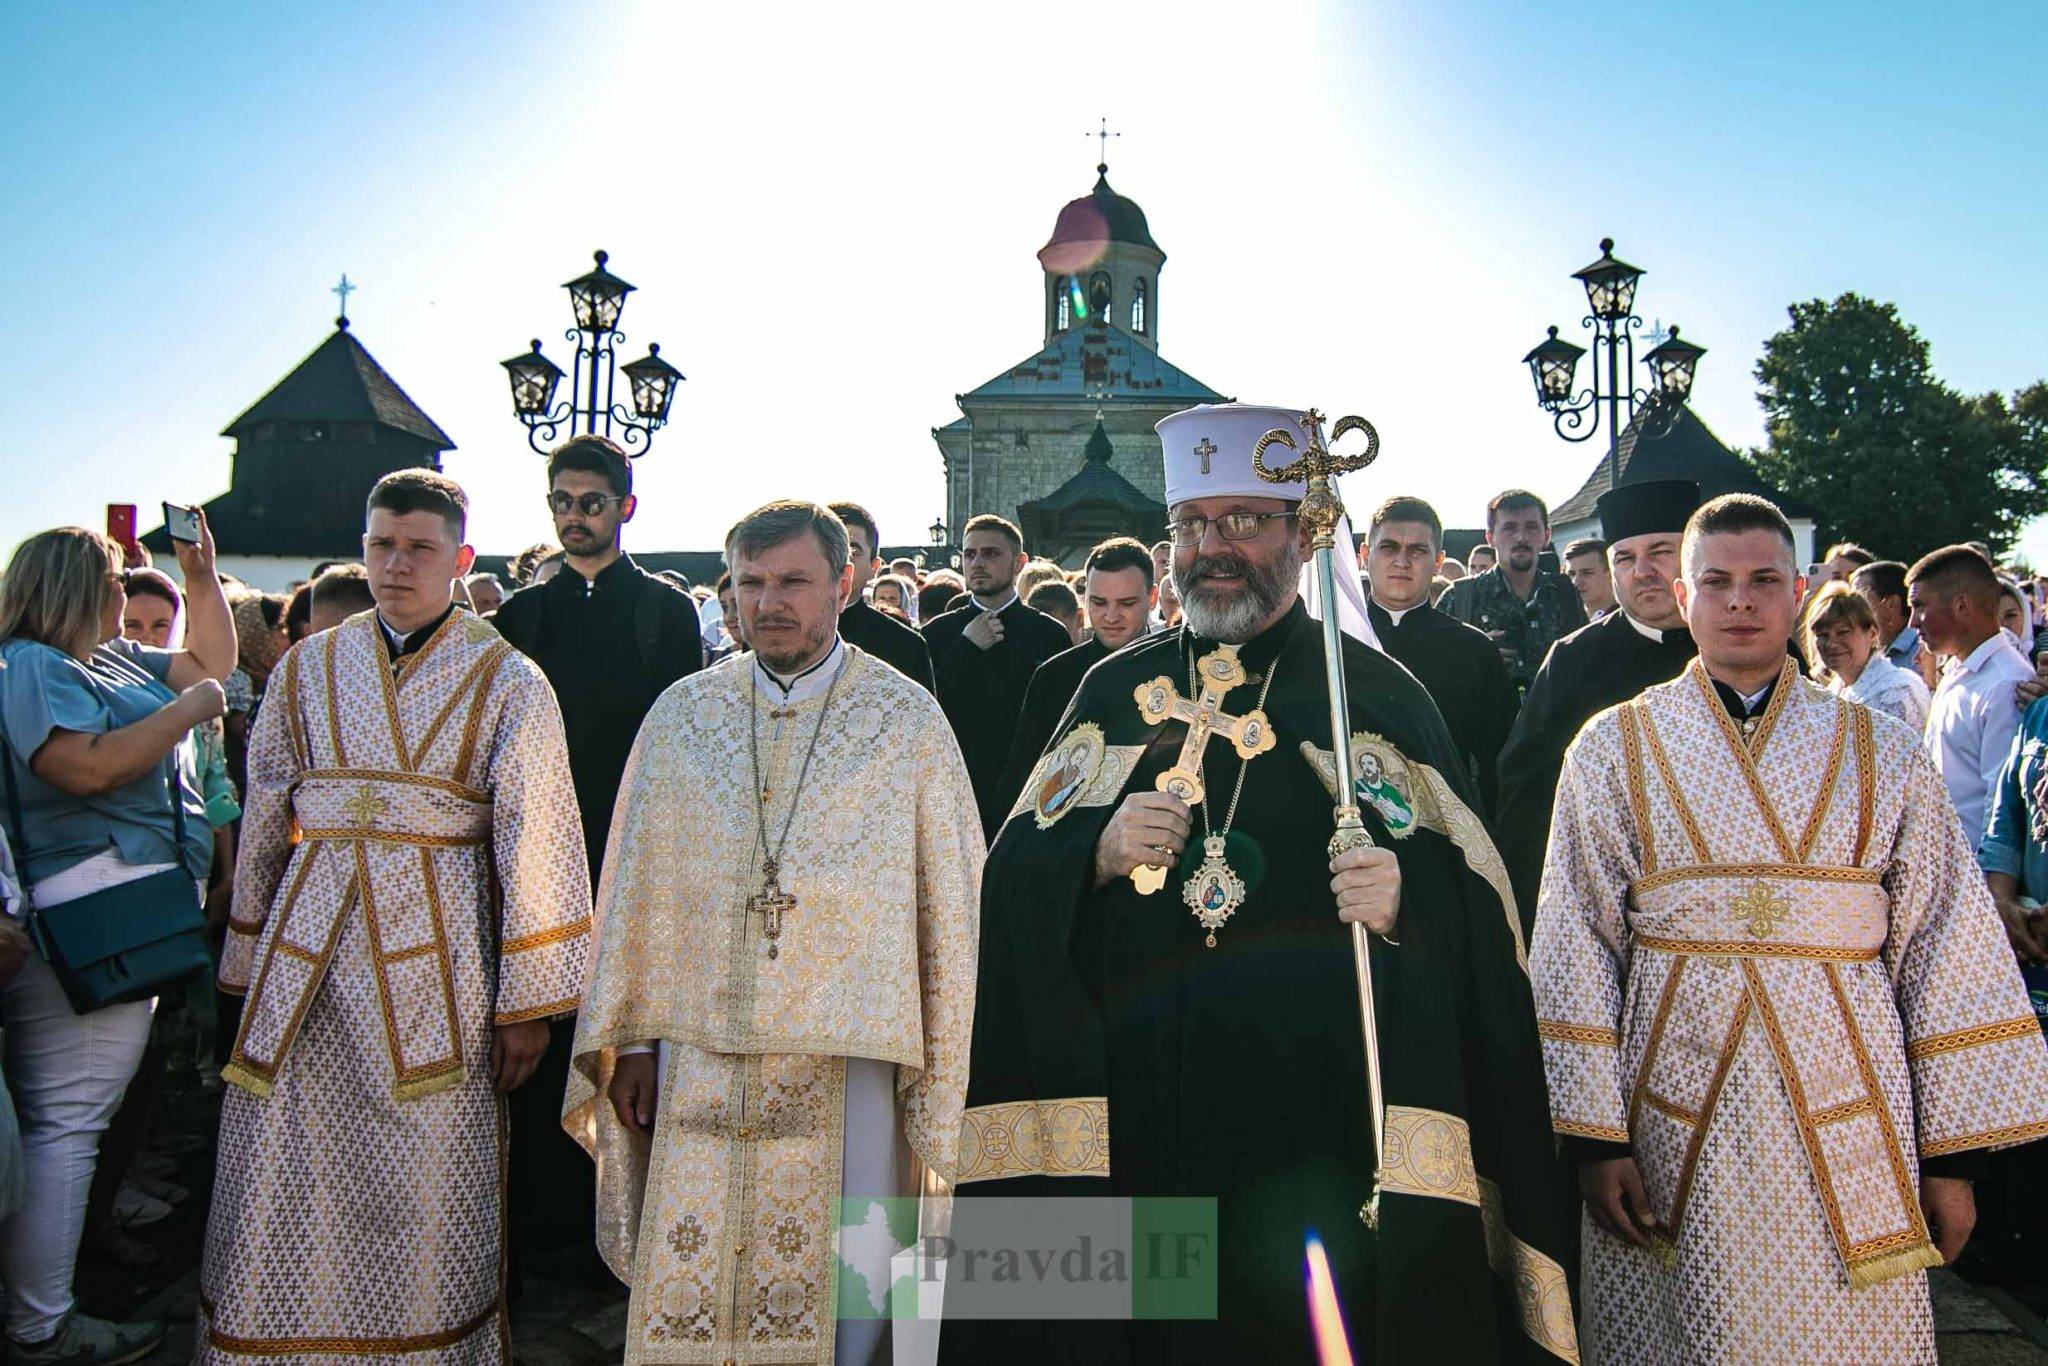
[116,1263,2048,1363]
[50,1070,2048,1363]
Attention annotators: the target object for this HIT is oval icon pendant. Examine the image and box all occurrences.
[1183,835,1247,947]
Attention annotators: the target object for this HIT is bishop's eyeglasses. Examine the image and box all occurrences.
[546,492,628,517]
[1165,511,1295,546]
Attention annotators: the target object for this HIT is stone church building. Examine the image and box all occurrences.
[933,163,1231,565]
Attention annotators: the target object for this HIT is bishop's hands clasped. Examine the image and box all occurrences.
[1095,790,1192,888]
[1331,844,1401,938]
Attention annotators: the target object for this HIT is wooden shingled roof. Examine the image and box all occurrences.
[222,320,454,450]
[1550,402,1815,525]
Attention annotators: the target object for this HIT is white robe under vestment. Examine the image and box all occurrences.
[1533,659,2048,1365]
[566,641,981,1365]
[200,609,593,1364]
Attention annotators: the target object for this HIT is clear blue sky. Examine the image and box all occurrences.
[4,0,2044,562]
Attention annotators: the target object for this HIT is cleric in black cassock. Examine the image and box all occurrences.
[924,515,1077,838]
[829,500,937,691]
[1494,479,1699,929]
[838,591,934,689]
[993,634,1106,815]
[992,537,1161,820]
[1360,495,1520,817]
[947,405,1574,1365]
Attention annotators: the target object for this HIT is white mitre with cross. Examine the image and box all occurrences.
[1156,402,1382,651]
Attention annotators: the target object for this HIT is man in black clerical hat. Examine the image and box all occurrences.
[1494,478,1701,930]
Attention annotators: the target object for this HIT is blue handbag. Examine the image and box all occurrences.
[1,733,212,1014]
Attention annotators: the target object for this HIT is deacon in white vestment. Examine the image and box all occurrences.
[566,501,981,1366]
[1533,496,2048,1365]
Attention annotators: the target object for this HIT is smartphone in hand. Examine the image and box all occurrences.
[163,502,203,544]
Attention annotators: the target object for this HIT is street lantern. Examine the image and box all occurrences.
[1523,326,1587,407]
[621,344,685,423]
[1643,326,1707,401]
[1525,238,1705,490]
[929,518,947,546]
[500,340,564,417]
[1571,238,1644,321]
[503,250,682,455]
[564,250,634,333]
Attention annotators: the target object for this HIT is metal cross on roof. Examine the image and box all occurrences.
[332,273,356,322]
[1089,116,1120,169]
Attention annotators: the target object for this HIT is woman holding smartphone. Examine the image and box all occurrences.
[0,510,232,1366]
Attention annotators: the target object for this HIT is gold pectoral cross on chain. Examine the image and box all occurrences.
[1128,646,1277,895]
[1134,645,1277,806]
[749,860,797,960]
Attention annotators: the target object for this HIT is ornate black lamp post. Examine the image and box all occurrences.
[1523,238,1706,489]
[501,250,684,455]
[928,518,947,548]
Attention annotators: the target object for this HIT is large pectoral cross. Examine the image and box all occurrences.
[749,859,796,960]
[1128,645,1276,892]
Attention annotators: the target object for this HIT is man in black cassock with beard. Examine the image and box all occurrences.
[1494,478,1699,930]
[945,404,1574,1365]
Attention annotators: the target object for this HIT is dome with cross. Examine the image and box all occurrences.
[1038,164,1160,273]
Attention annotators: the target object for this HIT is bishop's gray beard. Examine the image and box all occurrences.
[1175,542,1301,644]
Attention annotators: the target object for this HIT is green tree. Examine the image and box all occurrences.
[1743,294,2048,561]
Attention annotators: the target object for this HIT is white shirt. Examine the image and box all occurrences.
[1925,633,2033,848]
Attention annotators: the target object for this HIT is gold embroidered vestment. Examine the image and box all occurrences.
[199,610,593,1364]
[1531,661,2048,1364]
[565,648,981,1365]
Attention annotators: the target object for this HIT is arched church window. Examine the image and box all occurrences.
[1056,278,1072,331]
[1132,279,1149,334]
[1088,272,1112,316]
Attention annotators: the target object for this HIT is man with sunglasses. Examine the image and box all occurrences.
[488,433,700,1288]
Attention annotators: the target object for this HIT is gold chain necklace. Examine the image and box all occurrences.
[1182,645,1279,947]
[745,655,845,959]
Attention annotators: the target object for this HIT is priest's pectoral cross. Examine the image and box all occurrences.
[1129,646,1276,892]
[749,860,796,960]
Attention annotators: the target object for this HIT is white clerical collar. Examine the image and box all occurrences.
[973,591,1019,616]
[1622,611,1667,644]
[754,635,846,703]
[1370,596,1421,626]
[376,612,437,652]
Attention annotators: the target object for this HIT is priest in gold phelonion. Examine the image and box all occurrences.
[946,404,1577,1364]
[562,501,983,1365]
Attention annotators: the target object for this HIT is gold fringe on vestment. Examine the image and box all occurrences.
[1845,1241,1943,1290]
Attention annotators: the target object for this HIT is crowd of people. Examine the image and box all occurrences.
[0,412,2043,1364]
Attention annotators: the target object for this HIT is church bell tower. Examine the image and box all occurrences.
[1037,162,1167,352]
